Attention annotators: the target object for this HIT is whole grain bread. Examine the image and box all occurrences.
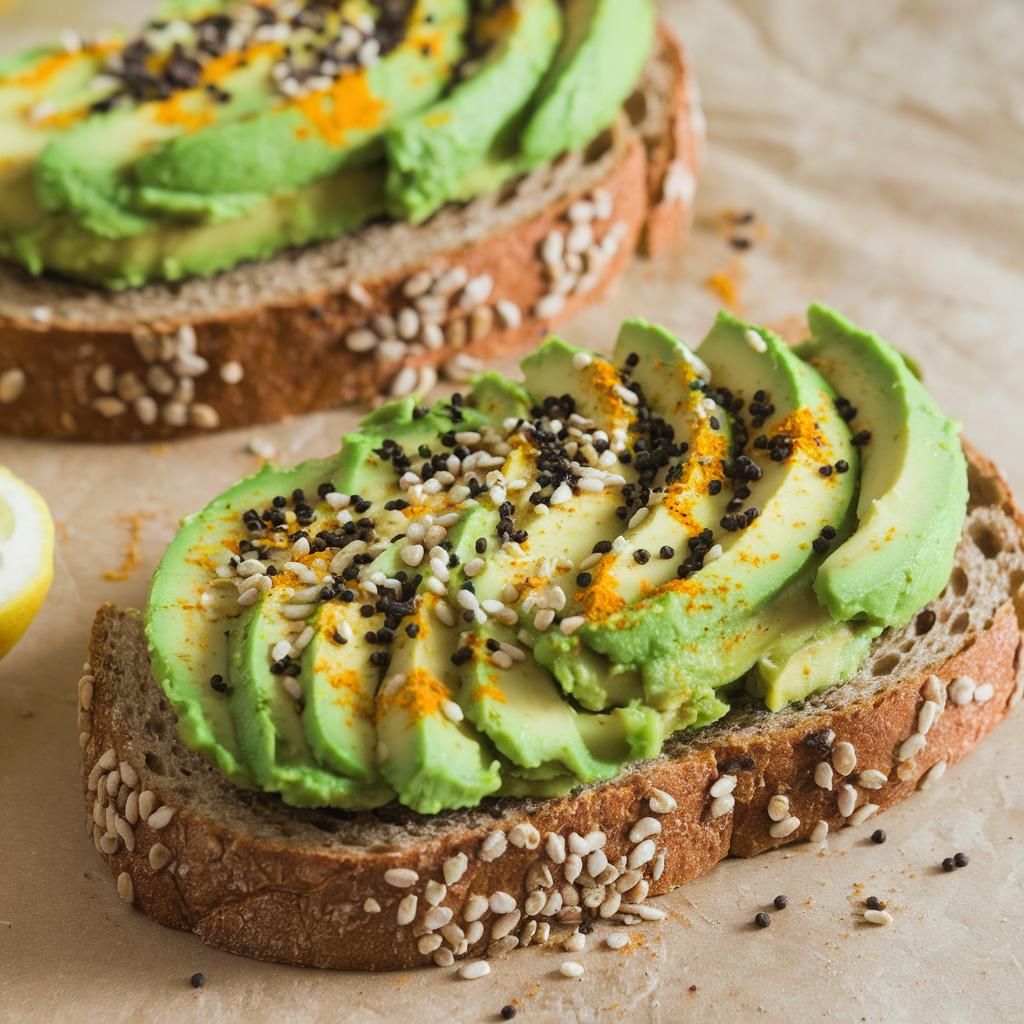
[76,444,1024,970]
[0,26,701,443]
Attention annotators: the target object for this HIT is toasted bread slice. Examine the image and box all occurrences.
[0,26,701,443]
[76,444,1024,970]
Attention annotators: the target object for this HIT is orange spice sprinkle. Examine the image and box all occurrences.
[376,667,451,723]
[577,554,625,621]
[472,682,506,704]
[103,512,153,581]
[293,69,387,145]
[152,92,215,132]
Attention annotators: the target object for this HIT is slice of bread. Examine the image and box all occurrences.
[77,444,1024,970]
[0,26,701,443]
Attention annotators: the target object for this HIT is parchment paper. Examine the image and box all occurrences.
[1,2,1023,1021]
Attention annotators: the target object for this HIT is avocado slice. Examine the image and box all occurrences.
[386,0,563,222]
[581,313,859,712]
[145,454,342,786]
[799,304,969,627]
[520,0,656,162]
[375,596,502,814]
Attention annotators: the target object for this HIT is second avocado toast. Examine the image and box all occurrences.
[79,304,1023,969]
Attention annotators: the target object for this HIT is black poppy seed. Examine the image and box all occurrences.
[269,660,287,675]
[190,972,205,989]
[835,460,850,473]
[633,549,651,565]
[576,572,593,587]
[657,545,674,560]
[292,489,304,502]
[360,605,375,618]
[284,662,301,677]
[754,912,771,929]
[865,896,883,911]
[266,565,279,577]
[819,465,834,477]
[709,416,720,430]
[475,537,488,554]
[332,630,348,645]
[272,495,287,508]
[209,674,226,693]
[852,430,872,446]
[708,479,723,495]
[773,895,788,910]
[729,236,752,250]
[500,1007,517,1021]
[594,540,613,554]
[451,647,472,666]
[942,857,956,872]
[485,638,500,652]
[370,651,391,670]
[339,589,355,602]
[462,610,476,622]
[821,525,837,540]
[869,829,887,845]
[812,537,830,555]
[954,852,969,867]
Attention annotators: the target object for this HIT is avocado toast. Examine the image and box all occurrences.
[78,305,1024,969]
[0,0,701,441]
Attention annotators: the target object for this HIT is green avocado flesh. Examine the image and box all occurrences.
[145,305,967,813]
[0,0,656,288]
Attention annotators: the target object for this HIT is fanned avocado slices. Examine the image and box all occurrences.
[146,308,967,815]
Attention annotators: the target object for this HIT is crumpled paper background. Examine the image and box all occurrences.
[1,1,1023,1021]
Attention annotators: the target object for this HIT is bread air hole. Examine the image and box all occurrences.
[915,608,937,635]
[970,524,1003,559]
[950,611,971,635]
[948,567,969,598]
[625,90,648,128]
[144,751,165,775]
[872,654,901,677]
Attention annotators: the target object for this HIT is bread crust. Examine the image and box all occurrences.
[0,27,699,443]
[76,449,1024,971]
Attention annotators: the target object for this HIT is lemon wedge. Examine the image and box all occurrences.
[0,465,54,661]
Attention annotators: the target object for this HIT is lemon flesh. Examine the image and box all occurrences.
[0,466,54,661]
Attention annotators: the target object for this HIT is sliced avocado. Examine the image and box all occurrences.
[582,313,859,712]
[386,0,563,222]
[520,0,656,162]
[375,596,502,814]
[799,304,968,627]
[145,454,341,786]
[468,371,533,424]
[531,629,642,711]
[228,596,392,808]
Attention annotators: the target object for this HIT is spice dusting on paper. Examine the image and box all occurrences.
[103,513,153,581]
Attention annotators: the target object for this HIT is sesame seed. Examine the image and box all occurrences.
[384,867,418,889]
[459,961,491,980]
[814,762,834,790]
[629,817,662,843]
[648,788,677,813]
[918,759,947,790]
[397,894,418,926]
[363,898,381,914]
[871,829,887,844]
[754,912,771,928]
[480,830,508,862]
[535,293,567,319]
[848,803,879,826]
[560,961,584,979]
[147,805,175,830]
[711,794,735,818]
[864,909,894,926]
[810,820,829,843]
[974,682,994,703]
[116,871,134,904]
[832,741,857,776]
[858,769,888,790]
[767,794,790,822]
[745,328,768,353]
[838,783,857,818]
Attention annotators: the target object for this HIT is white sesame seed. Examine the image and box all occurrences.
[647,788,677,814]
[347,282,373,307]
[443,853,468,887]
[397,894,418,926]
[768,816,801,839]
[403,270,434,299]
[560,960,584,979]
[711,794,735,818]
[858,769,888,790]
[848,803,879,826]
[424,905,454,931]
[508,822,541,849]
[463,894,489,922]
[441,922,466,947]
[433,948,456,968]
[93,396,127,418]
[545,832,567,864]
[494,300,522,329]
[459,275,493,309]
[917,700,941,735]
[623,903,666,921]
[924,674,946,706]
[384,867,419,889]
[541,230,565,266]
[918,759,947,790]
[524,891,547,917]
[459,960,490,980]
[535,293,566,319]
[974,682,994,703]
[810,820,829,843]
[271,639,292,662]
[745,328,768,353]
[363,897,381,913]
[418,934,442,955]
[815,762,834,790]
[767,794,790,822]
[629,817,662,844]
[30,304,52,323]
[704,543,724,563]
[480,830,508,862]
[137,789,156,821]
[864,908,894,926]
[400,543,425,568]
[558,615,585,636]
[378,339,408,363]
[116,871,134,904]
[898,732,927,765]
[442,699,464,724]
[628,839,656,869]
[838,783,857,818]
[614,384,640,406]
[563,854,583,883]
[219,360,245,384]
[148,842,172,871]
[948,676,976,705]
[606,931,629,950]
[390,366,419,398]
[832,741,857,776]
[147,805,175,830]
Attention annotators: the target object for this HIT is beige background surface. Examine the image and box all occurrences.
[2,1,1023,1021]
